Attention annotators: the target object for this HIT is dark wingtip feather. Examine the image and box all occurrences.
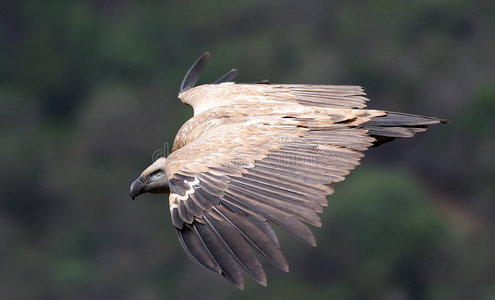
[284,264,290,272]
[364,111,448,146]
[306,234,317,247]
[214,206,290,274]
[225,272,245,290]
[213,69,239,84]
[179,52,210,94]
[204,214,267,287]
[193,223,245,289]
[176,227,221,273]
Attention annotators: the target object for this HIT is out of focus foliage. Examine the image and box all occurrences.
[1,0,494,299]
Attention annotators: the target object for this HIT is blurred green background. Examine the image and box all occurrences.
[1,0,494,299]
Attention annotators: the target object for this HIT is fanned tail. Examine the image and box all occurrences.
[363,111,448,146]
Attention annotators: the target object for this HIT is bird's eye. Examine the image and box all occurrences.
[152,170,163,177]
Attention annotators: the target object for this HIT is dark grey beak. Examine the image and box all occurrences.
[130,175,147,200]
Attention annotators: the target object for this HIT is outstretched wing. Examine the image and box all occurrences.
[179,83,369,116]
[165,107,381,289]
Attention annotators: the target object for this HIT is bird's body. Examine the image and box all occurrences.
[130,53,446,289]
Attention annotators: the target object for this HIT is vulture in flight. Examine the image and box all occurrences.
[130,52,446,289]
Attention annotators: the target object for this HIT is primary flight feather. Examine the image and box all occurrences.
[130,52,446,289]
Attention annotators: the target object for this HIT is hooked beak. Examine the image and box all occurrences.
[130,175,147,200]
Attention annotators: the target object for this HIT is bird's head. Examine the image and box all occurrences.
[130,157,170,200]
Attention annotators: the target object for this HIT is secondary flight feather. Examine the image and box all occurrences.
[129,52,446,289]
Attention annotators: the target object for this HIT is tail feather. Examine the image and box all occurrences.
[363,111,447,146]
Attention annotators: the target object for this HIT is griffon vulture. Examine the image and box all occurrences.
[130,52,446,289]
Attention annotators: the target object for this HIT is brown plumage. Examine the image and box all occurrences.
[129,52,447,289]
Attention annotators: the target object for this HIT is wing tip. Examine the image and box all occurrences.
[229,275,245,290]
[257,274,268,287]
[179,51,211,95]
[281,262,290,273]
[213,68,239,84]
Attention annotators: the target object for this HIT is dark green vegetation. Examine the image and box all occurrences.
[1,1,494,299]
